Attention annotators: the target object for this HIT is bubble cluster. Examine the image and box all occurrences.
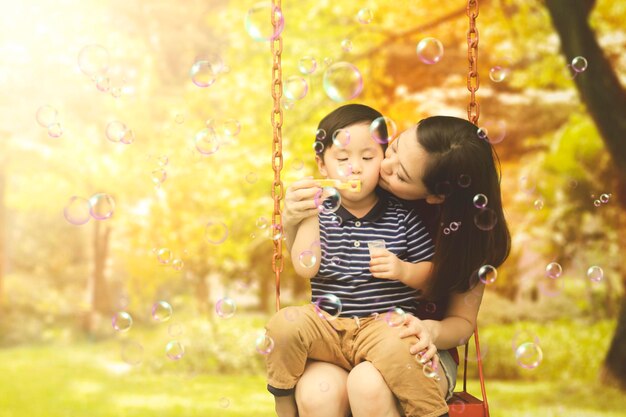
[443,221,461,235]
[36,105,64,138]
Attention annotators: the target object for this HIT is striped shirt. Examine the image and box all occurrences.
[311,192,434,317]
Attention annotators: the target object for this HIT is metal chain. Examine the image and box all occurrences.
[270,0,284,312]
[466,0,480,125]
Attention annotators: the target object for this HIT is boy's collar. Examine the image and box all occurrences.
[333,189,389,223]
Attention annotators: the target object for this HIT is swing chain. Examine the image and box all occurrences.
[466,0,480,125]
[271,0,284,311]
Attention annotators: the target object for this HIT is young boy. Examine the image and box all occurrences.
[265,104,446,417]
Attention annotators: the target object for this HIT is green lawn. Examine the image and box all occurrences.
[0,342,623,417]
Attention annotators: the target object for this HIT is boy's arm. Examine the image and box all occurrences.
[290,215,321,279]
[398,260,433,289]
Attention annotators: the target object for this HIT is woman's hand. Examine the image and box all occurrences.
[399,314,440,371]
[369,249,405,280]
[283,177,322,227]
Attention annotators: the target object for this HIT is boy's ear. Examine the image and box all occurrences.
[425,194,445,205]
[315,155,328,177]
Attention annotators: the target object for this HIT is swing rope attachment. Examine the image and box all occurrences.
[270,0,285,312]
[466,0,480,125]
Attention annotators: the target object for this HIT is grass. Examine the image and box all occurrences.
[1,341,624,417]
[0,312,623,417]
[0,342,274,417]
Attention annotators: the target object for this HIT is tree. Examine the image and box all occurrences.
[544,0,626,389]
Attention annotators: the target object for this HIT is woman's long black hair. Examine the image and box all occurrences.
[415,116,511,299]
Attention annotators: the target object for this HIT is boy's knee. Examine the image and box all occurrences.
[266,306,307,343]
[347,362,389,401]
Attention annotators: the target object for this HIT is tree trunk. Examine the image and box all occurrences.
[545,0,626,179]
[91,220,112,314]
[195,273,210,316]
[545,0,626,389]
[0,160,5,309]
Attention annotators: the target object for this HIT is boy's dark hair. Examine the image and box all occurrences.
[315,104,388,156]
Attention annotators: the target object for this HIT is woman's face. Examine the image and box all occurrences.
[379,125,433,201]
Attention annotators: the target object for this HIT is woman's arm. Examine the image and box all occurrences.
[423,283,485,350]
[398,283,485,360]
[290,215,321,279]
[283,178,322,252]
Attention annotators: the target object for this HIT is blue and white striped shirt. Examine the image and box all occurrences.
[311,193,434,317]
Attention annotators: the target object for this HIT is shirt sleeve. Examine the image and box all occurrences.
[404,208,435,262]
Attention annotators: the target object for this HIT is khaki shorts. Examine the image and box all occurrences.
[265,305,449,417]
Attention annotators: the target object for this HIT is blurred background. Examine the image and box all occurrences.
[1,0,625,416]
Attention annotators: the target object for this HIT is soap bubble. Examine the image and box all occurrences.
[356,8,373,24]
[216,297,237,318]
[473,194,488,209]
[314,294,342,320]
[545,262,562,279]
[298,56,317,74]
[571,56,588,73]
[515,342,543,369]
[112,311,133,332]
[478,265,497,284]
[489,65,509,82]
[416,37,444,64]
[587,266,603,283]
[245,2,284,42]
[152,301,173,322]
[323,62,363,102]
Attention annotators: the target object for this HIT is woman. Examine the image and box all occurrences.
[282,115,511,417]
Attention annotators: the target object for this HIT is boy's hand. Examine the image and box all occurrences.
[283,177,322,227]
[369,249,406,281]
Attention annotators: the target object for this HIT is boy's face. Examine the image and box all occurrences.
[316,122,384,202]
